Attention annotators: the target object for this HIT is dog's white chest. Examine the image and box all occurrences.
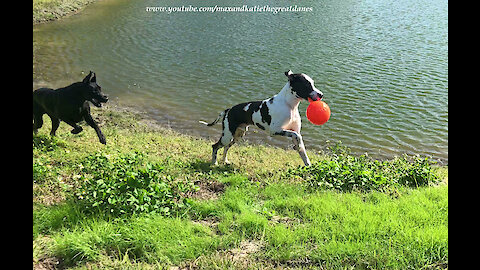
[282,107,301,132]
[252,98,300,134]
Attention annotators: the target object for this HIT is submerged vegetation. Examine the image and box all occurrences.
[33,106,447,269]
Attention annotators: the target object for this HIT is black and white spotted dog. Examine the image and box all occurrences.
[200,70,324,166]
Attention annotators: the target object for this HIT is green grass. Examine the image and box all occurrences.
[260,184,447,268]
[33,106,448,269]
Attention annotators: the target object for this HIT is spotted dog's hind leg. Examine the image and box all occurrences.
[211,140,222,166]
[212,131,234,165]
[211,111,237,166]
[273,130,311,166]
[221,141,234,165]
[221,124,248,164]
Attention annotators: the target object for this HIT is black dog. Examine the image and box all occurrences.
[33,71,109,144]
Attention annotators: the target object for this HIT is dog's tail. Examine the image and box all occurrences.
[199,110,227,126]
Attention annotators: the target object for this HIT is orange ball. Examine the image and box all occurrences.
[306,99,330,125]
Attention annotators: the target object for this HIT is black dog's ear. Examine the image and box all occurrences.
[285,70,293,80]
[82,71,93,84]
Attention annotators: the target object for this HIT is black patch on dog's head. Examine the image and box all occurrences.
[82,71,108,107]
[285,70,323,101]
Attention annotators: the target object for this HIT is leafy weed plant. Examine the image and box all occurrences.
[74,152,196,217]
[288,143,440,192]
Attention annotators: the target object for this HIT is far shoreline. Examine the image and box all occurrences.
[33,0,99,25]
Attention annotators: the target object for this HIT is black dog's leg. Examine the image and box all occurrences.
[49,116,60,136]
[84,112,106,145]
[63,119,83,134]
[33,113,43,134]
[33,100,44,134]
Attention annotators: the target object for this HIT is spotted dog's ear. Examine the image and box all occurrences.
[285,70,294,81]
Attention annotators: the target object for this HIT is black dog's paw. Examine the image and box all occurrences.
[71,126,83,134]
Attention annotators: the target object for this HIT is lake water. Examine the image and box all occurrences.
[33,0,448,164]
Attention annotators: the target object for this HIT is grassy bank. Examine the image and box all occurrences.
[33,0,97,24]
[33,106,448,269]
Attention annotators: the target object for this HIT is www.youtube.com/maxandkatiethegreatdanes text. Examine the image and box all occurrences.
[145,5,313,14]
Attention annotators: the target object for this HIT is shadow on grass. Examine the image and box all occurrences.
[188,159,238,174]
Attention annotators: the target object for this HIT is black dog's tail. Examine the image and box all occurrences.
[199,110,227,126]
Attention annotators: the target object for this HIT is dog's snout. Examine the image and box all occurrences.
[315,88,324,100]
[309,90,323,101]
